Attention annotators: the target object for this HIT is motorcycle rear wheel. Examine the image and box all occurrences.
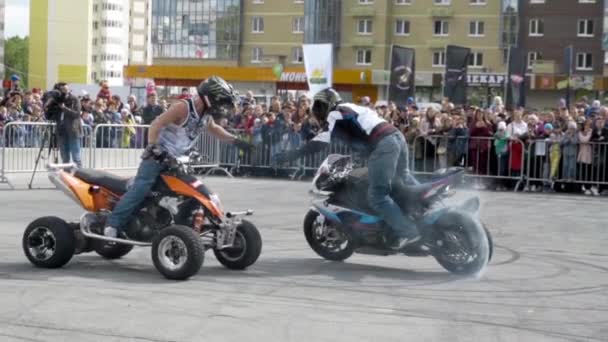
[304,210,354,262]
[433,211,490,276]
[214,220,262,270]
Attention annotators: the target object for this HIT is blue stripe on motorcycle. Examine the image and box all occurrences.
[315,206,342,223]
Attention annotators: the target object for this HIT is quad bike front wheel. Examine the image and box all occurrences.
[152,225,204,280]
[213,220,262,270]
[304,210,354,262]
[433,211,490,275]
[23,216,75,269]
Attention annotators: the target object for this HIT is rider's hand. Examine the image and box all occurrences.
[142,143,164,160]
[233,138,254,152]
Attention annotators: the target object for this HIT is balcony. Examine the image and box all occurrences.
[426,39,448,49]
[429,7,454,18]
[348,6,375,17]
[350,36,375,47]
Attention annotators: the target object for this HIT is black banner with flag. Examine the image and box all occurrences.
[506,47,527,110]
[443,45,470,106]
[388,45,415,106]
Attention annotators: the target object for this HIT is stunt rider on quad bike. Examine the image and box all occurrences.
[275,88,420,249]
[104,76,252,238]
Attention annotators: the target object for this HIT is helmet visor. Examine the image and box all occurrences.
[312,100,329,122]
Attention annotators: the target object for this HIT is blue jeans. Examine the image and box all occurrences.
[106,158,163,229]
[58,135,82,168]
[367,132,419,239]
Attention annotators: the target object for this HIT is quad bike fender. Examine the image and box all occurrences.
[161,175,223,219]
[49,170,95,211]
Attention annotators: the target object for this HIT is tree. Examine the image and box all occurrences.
[4,36,29,88]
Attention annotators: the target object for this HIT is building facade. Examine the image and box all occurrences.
[29,0,151,90]
[127,0,511,103]
[520,0,605,107]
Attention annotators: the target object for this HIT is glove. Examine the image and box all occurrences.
[141,144,165,160]
[274,150,301,164]
[233,138,254,152]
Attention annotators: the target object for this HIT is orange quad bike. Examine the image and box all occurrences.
[22,153,262,280]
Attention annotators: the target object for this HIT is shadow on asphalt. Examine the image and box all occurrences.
[0,255,456,285]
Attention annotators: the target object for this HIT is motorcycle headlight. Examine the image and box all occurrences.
[209,193,223,213]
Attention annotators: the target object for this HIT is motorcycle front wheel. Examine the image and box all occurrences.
[303,210,354,262]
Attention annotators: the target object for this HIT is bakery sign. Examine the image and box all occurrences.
[467,73,506,87]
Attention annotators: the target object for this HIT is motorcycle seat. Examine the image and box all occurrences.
[74,169,130,195]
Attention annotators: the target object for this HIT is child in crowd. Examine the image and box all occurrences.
[493,121,510,191]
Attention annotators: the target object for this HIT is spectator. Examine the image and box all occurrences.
[494,121,510,190]
[96,80,111,102]
[141,92,164,125]
[547,124,563,188]
[490,96,504,114]
[120,109,136,148]
[586,100,601,118]
[561,121,578,182]
[55,83,83,168]
[507,110,528,180]
[127,95,140,116]
[178,87,191,100]
[469,109,493,189]
[447,115,468,167]
[359,96,371,107]
[578,119,595,194]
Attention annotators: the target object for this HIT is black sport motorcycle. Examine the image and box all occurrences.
[303,154,493,275]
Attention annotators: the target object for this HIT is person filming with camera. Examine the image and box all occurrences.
[44,82,83,168]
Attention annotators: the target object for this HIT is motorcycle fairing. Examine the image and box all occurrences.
[160,175,223,218]
[312,200,381,226]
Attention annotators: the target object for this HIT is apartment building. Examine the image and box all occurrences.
[29,0,151,90]
[125,0,514,103]
[520,0,605,107]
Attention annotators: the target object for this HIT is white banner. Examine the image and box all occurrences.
[302,44,333,96]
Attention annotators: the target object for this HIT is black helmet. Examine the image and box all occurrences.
[312,88,342,123]
[197,76,240,120]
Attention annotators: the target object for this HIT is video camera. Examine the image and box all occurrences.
[43,89,68,121]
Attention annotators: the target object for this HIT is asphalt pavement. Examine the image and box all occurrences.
[0,175,607,342]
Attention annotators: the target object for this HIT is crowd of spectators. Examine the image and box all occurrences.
[2,77,608,195]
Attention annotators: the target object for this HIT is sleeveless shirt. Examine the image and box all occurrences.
[157,98,212,157]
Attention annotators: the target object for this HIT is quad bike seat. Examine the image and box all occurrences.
[74,169,130,195]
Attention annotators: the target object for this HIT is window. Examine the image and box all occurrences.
[292,47,303,63]
[358,19,373,34]
[395,19,410,35]
[252,17,264,33]
[356,49,372,65]
[530,0,545,3]
[579,0,596,3]
[469,21,485,36]
[251,47,263,63]
[470,0,486,4]
[395,0,412,4]
[293,17,304,33]
[434,0,450,4]
[578,19,594,37]
[252,0,263,3]
[529,19,544,36]
[576,52,593,70]
[527,51,541,69]
[294,0,304,3]
[468,52,484,68]
[93,21,98,30]
[434,20,449,36]
[92,55,97,63]
[359,0,374,4]
[433,51,446,67]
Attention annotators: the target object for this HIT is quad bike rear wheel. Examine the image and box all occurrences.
[213,220,262,270]
[152,225,204,280]
[23,216,75,269]
[304,210,354,262]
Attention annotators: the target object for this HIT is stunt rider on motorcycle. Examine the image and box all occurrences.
[275,88,421,249]
[104,76,251,238]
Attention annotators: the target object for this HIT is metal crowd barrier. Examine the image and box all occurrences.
[91,124,148,170]
[411,134,526,189]
[525,139,608,190]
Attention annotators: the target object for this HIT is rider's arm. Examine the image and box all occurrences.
[282,111,341,161]
[148,102,188,144]
[207,119,237,142]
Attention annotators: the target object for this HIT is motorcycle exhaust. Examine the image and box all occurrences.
[79,213,151,246]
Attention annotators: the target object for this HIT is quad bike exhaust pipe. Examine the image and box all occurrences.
[79,214,152,246]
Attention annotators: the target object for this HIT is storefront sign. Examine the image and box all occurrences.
[467,74,506,87]
[279,72,307,83]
